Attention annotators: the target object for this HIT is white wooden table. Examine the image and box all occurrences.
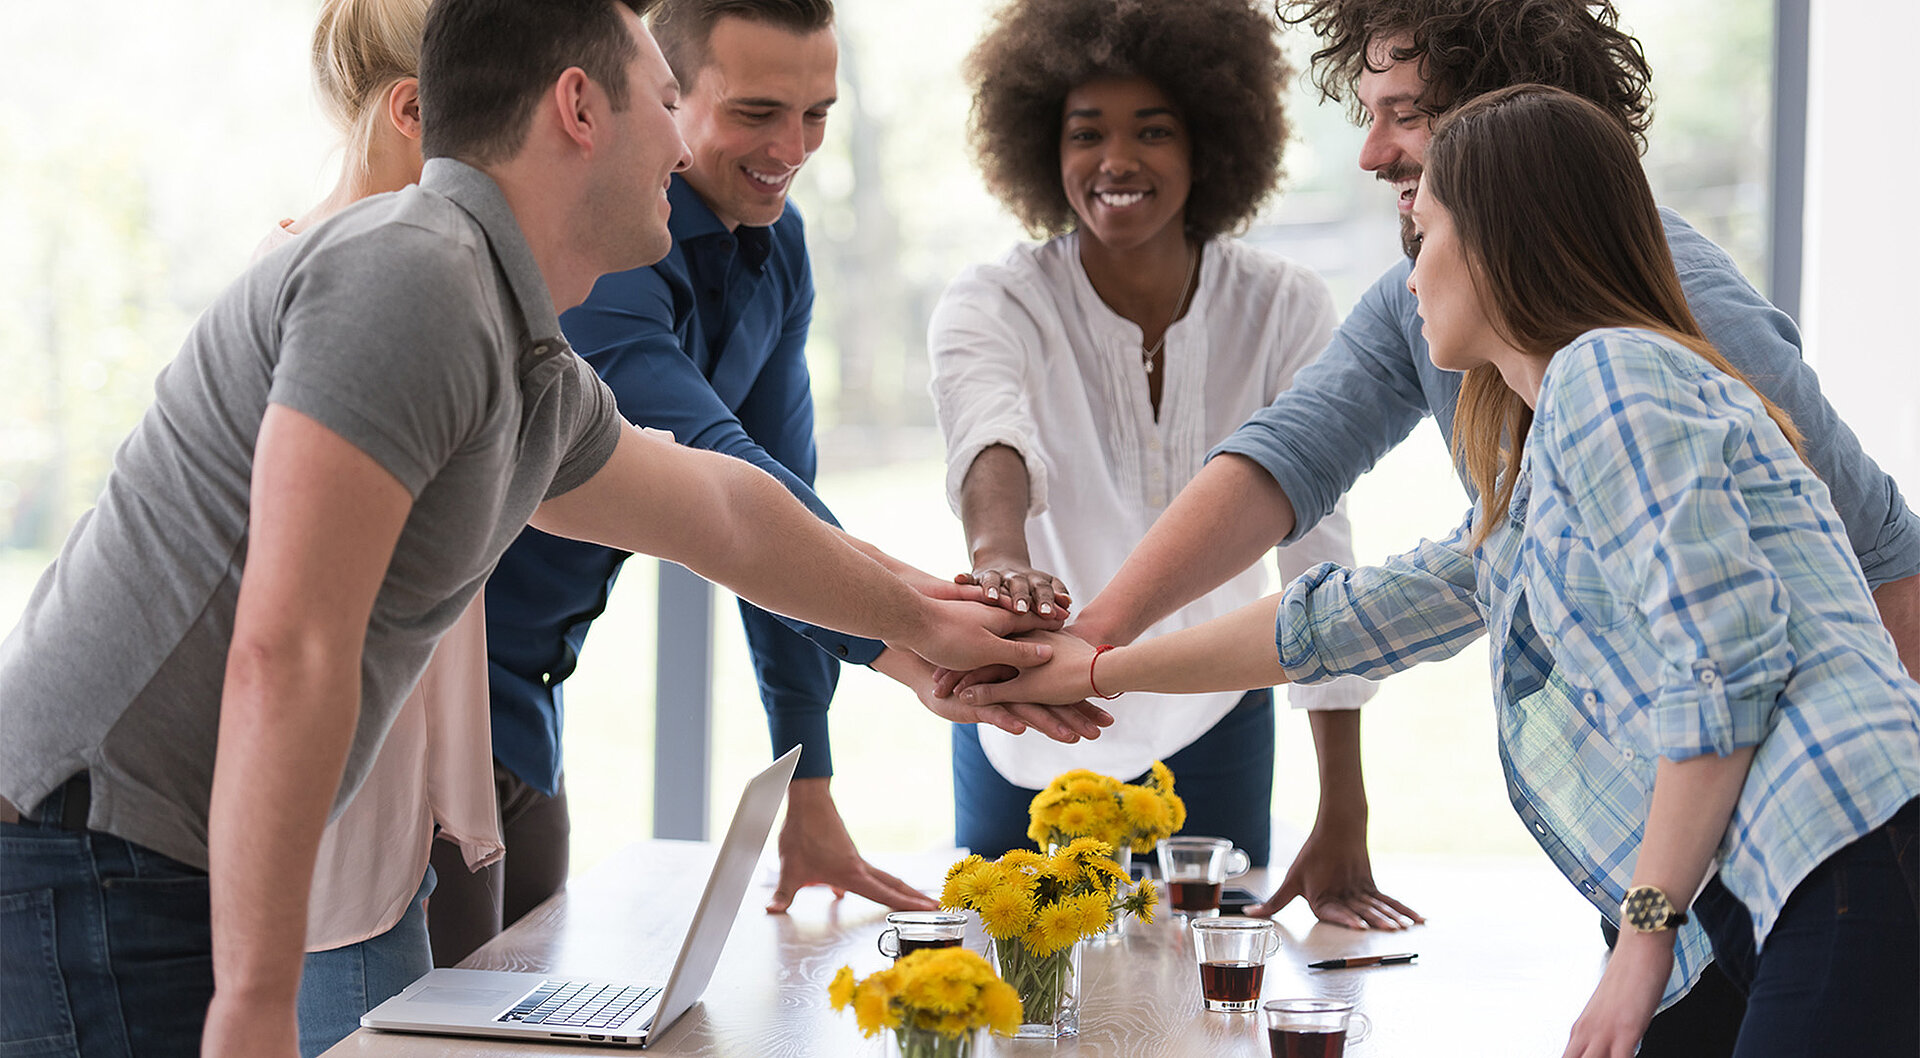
[324,840,1606,1056]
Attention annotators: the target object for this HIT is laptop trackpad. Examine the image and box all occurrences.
[410,986,530,1007]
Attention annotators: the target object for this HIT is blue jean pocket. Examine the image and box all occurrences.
[0,888,80,1057]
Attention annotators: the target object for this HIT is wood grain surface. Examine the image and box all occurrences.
[325,840,1607,1056]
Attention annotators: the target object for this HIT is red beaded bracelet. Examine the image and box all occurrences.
[1089,644,1121,700]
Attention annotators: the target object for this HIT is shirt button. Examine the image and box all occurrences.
[1622,747,1636,761]
[1533,822,1548,835]
[531,342,549,356]
[835,644,849,657]
[1582,691,1599,707]
[1579,880,1596,894]
[1699,670,1718,685]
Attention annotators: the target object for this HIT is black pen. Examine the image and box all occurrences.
[1307,952,1418,970]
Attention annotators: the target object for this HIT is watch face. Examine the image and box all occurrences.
[1623,887,1674,931]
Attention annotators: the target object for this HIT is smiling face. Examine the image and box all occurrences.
[601,11,692,269]
[1354,36,1433,256]
[674,16,837,231]
[1058,76,1192,254]
[1405,179,1505,373]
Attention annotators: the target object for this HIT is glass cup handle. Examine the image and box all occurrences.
[1226,849,1251,879]
[1264,931,1283,958]
[1345,1011,1372,1044]
[877,928,900,958]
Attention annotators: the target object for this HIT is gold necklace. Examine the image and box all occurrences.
[1142,244,1200,376]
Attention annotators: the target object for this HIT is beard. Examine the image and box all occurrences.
[1378,160,1423,260]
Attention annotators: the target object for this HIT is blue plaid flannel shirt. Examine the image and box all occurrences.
[1276,328,1920,1009]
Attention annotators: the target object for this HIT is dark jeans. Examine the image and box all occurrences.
[1686,797,1920,1058]
[425,761,570,967]
[952,688,1276,865]
[1,777,212,1058]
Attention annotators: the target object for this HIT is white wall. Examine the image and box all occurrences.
[1803,1,1920,498]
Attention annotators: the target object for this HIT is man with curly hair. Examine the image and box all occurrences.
[1041,1,1919,1053]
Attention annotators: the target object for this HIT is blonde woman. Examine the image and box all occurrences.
[258,2,502,1053]
[963,85,1920,1058]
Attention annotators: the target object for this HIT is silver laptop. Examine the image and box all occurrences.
[360,746,801,1047]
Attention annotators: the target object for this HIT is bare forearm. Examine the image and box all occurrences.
[1634,748,1756,906]
[1308,709,1368,825]
[958,445,1034,568]
[1076,454,1295,645]
[1874,573,1920,677]
[1096,593,1292,695]
[207,647,360,1012]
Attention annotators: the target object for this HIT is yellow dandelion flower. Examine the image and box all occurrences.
[981,978,1023,1036]
[1166,791,1187,833]
[1026,819,1053,847]
[1047,850,1084,888]
[1000,849,1046,880]
[1148,760,1176,793]
[1053,800,1095,836]
[1061,836,1111,861]
[945,854,985,884]
[852,983,897,1037]
[941,860,995,910]
[976,884,1037,940]
[1121,785,1171,832]
[1065,776,1110,801]
[1126,879,1159,925]
[1070,891,1112,936]
[828,965,856,1011]
[1027,899,1083,956]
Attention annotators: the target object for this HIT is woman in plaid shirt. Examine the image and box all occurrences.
[961,85,1920,1058]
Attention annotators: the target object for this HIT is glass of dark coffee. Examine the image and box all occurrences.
[1190,917,1282,1013]
[876,911,968,960]
[1262,998,1371,1057]
[1156,836,1251,919]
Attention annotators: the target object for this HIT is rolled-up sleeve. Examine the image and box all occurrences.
[1211,262,1433,543]
[1536,335,1791,760]
[1277,513,1487,685]
[928,266,1051,517]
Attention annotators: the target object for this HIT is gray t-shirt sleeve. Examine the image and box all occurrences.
[267,224,502,497]
[544,356,624,500]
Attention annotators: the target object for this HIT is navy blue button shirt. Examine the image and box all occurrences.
[484,175,883,793]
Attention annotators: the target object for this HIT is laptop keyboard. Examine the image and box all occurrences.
[497,981,661,1030]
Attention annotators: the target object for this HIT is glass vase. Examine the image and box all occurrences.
[885,1024,981,1058]
[988,935,1082,1039]
[1092,845,1132,944]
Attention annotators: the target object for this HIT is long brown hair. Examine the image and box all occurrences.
[1424,84,1802,545]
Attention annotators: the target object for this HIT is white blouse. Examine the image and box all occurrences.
[929,232,1375,789]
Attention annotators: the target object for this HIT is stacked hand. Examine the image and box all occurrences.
[956,561,1072,618]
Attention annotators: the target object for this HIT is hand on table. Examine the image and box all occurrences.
[767,777,936,913]
[955,560,1072,619]
[1247,812,1422,930]
[1560,930,1672,1058]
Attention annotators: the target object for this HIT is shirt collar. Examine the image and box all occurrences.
[422,157,563,350]
[668,174,774,272]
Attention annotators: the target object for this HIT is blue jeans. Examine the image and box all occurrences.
[296,864,436,1058]
[1,778,212,1058]
[952,688,1276,865]
[1689,797,1919,1058]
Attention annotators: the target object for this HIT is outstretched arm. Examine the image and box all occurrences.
[534,425,1052,675]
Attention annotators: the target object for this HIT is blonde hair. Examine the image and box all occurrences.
[312,0,433,177]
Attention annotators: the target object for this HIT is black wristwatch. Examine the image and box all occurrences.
[1620,885,1689,933]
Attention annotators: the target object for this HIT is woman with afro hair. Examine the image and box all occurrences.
[929,0,1408,928]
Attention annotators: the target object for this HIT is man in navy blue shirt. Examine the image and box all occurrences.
[426,0,1065,961]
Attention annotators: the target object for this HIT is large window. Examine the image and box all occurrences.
[0,1,1783,872]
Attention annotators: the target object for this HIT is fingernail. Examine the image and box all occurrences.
[986,588,998,600]
[1016,599,1030,613]
[1039,603,1053,615]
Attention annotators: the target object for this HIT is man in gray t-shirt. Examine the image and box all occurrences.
[0,4,1091,1055]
